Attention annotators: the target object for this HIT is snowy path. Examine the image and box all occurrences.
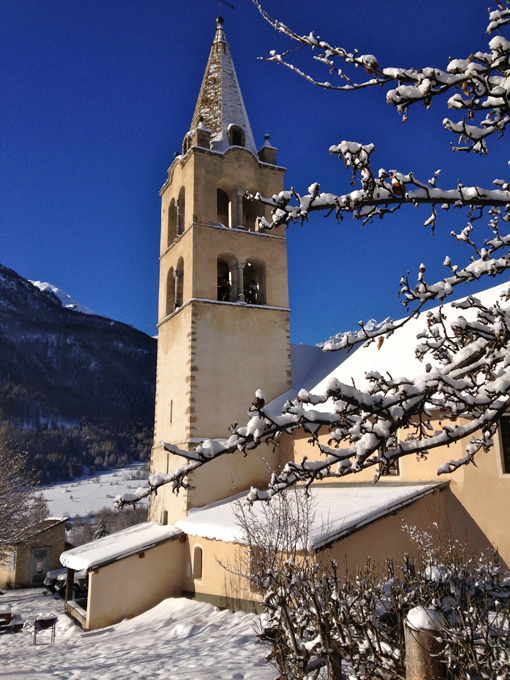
[0,589,275,680]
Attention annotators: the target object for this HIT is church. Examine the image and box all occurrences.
[60,18,510,631]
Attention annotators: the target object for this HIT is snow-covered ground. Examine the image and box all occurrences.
[40,466,149,518]
[0,588,273,680]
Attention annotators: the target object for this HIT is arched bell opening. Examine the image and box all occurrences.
[243,187,265,232]
[175,257,184,308]
[217,253,238,302]
[177,187,185,236]
[182,133,191,156]
[165,267,175,317]
[244,259,266,305]
[217,189,231,228]
[228,124,245,148]
[167,199,177,245]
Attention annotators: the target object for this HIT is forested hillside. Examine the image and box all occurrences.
[0,263,157,483]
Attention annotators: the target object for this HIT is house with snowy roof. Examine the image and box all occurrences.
[60,18,510,631]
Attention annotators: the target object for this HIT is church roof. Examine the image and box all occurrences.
[175,483,447,550]
[266,280,510,415]
[189,17,257,155]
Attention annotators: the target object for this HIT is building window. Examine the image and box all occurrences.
[218,258,239,302]
[182,133,191,155]
[8,552,15,571]
[217,189,230,228]
[175,258,184,308]
[243,194,263,232]
[177,188,185,236]
[167,199,177,245]
[381,458,400,476]
[166,268,175,317]
[217,261,231,301]
[380,437,400,476]
[500,416,510,473]
[228,124,245,147]
[193,546,203,580]
[244,259,266,305]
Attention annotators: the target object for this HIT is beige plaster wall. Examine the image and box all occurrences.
[154,303,193,445]
[285,415,510,568]
[160,146,286,249]
[149,440,279,526]
[187,441,280,513]
[0,522,66,589]
[86,537,185,631]
[183,535,256,606]
[151,302,291,523]
[177,490,453,609]
[190,302,291,438]
[148,452,189,526]
[0,558,16,589]
[324,488,447,572]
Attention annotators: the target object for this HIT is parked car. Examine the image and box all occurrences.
[44,568,87,599]
[44,568,67,594]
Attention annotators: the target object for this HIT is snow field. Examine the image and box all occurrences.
[0,588,273,680]
[40,466,149,518]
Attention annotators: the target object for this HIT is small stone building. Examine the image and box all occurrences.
[0,517,67,589]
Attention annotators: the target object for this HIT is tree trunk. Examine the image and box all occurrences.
[328,652,344,680]
[405,622,446,680]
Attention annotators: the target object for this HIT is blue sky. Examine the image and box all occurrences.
[1,0,507,343]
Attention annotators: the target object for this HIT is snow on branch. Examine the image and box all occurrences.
[115,1,510,509]
[252,141,510,233]
[252,0,510,153]
[115,284,510,506]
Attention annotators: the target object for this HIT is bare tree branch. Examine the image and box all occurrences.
[0,424,48,560]
[116,1,510,510]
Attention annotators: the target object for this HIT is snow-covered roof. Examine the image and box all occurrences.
[265,343,351,416]
[175,483,446,550]
[36,517,67,534]
[60,523,182,572]
[189,17,257,155]
[267,281,510,413]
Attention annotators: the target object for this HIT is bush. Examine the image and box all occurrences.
[234,493,510,679]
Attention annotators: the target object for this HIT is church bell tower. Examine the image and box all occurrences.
[150,18,291,524]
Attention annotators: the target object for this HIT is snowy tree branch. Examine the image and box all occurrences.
[253,0,510,153]
[115,0,510,510]
[252,142,510,233]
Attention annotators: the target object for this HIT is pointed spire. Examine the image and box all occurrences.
[190,17,257,155]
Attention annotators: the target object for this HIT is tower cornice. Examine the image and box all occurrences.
[161,144,286,196]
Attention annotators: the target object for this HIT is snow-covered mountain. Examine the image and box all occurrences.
[0,262,157,426]
[30,281,97,315]
[0,263,157,482]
